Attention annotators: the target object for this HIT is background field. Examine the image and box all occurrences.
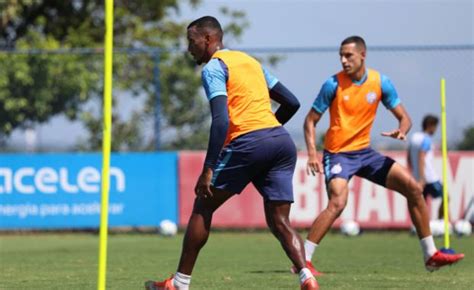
[1,231,472,289]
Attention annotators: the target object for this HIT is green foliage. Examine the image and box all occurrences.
[0,0,248,151]
[0,31,101,135]
[457,125,474,150]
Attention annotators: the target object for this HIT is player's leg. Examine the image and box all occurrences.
[264,201,306,269]
[145,188,235,290]
[358,150,438,263]
[358,149,463,271]
[307,178,349,243]
[294,178,349,277]
[174,144,254,278]
[176,187,235,274]
[382,162,464,270]
[354,149,431,239]
[146,146,250,289]
[385,163,431,238]
[252,130,318,289]
[302,150,358,269]
[264,201,318,290]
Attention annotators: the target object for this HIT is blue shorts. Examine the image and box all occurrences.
[423,181,443,198]
[323,148,395,186]
[211,126,296,202]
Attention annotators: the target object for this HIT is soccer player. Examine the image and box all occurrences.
[408,115,445,219]
[145,16,318,290]
[300,36,464,275]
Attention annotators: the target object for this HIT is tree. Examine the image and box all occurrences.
[457,125,474,150]
[0,34,100,136]
[0,1,249,151]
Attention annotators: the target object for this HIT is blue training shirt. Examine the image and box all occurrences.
[312,70,401,114]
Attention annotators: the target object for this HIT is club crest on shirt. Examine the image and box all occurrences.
[330,163,342,174]
[366,92,377,104]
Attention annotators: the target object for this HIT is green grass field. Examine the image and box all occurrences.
[0,231,472,289]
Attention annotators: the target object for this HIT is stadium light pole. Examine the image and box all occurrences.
[97,0,114,289]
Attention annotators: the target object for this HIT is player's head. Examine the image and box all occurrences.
[422,114,439,135]
[339,36,367,77]
[187,16,223,65]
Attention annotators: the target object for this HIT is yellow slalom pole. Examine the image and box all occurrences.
[97,0,114,290]
[440,78,451,250]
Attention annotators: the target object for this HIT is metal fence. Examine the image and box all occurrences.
[1,44,473,152]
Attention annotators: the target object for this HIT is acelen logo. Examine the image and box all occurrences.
[0,167,126,194]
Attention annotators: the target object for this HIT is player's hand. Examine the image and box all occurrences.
[306,153,323,176]
[381,129,406,141]
[194,167,213,198]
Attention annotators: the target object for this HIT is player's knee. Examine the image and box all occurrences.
[408,178,423,196]
[405,179,424,204]
[328,193,347,216]
[192,197,218,216]
[327,197,347,216]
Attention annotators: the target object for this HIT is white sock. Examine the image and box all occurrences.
[173,272,191,290]
[420,235,437,262]
[304,239,318,262]
[299,268,314,285]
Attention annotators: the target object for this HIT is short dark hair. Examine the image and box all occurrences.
[422,114,439,130]
[341,35,366,51]
[187,16,223,40]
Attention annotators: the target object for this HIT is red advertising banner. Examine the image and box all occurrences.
[178,151,474,229]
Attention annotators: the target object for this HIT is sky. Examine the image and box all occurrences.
[178,0,474,149]
[9,0,474,151]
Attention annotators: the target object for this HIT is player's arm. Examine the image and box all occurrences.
[304,109,323,176]
[269,82,300,124]
[382,104,412,140]
[196,97,229,198]
[304,76,336,176]
[380,75,411,140]
[262,66,300,124]
[204,96,229,170]
[195,60,229,198]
